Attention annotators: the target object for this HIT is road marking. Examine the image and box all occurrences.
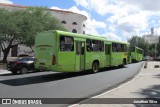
[68,62,145,107]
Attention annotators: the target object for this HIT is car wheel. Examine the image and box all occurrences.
[11,70,17,75]
[20,68,28,74]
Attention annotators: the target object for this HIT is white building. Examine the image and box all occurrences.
[0,3,87,57]
[143,28,159,44]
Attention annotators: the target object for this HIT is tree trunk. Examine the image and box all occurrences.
[29,45,34,52]
[1,48,10,63]
[0,35,16,63]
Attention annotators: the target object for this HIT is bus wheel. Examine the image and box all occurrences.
[122,59,126,67]
[92,62,99,73]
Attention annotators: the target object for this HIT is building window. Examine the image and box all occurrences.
[61,21,66,24]
[83,31,85,34]
[72,22,77,25]
[72,29,77,33]
[83,24,85,27]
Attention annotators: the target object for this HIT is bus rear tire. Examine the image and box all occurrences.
[92,62,99,73]
[120,59,126,68]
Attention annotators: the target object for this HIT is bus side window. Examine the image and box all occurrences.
[81,43,84,55]
[112,43,117,52]
[121,44,124,52]
[131,46,135,52]
[123,45,127,52]
[60,36,65,51]
[76,42,80,55]
[117,43,122,52]
[92,40,101,52]
[100,41,104,52]
[60,35,74,52]
[86,39,92,52]
[122,44,126,52]
[112,43,114,52]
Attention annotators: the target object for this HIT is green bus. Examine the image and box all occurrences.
[131,46,144,62]
[34,30,129,73]
[127,44,132,64]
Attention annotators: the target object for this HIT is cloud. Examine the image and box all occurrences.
[68,6,89,18]
[73,0,160,41]
[0,0,13,4]
[116,13,149,32]
[50,6,62,10]
[103,32,122,41]
[119,0,160,11]
[74,0,110,15]
[154,27,160,35]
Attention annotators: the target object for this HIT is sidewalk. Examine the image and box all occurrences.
[76,61,160,107]
[0,63,11,75]
[0,57,18,75]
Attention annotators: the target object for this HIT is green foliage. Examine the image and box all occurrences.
[149,44,159,57]
[0,7,67,63]
[157,43,160,57]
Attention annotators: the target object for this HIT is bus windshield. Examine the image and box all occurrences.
[131,47,135,52]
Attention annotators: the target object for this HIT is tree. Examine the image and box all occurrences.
[0,7,66,63]
[128,36,149,56]
[157,43,160,57]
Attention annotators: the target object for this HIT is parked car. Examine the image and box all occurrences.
[143,56,153,61]
[155,56,160,61]
[7,57,35,74]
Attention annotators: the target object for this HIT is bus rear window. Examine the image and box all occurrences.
[60,36,74,52]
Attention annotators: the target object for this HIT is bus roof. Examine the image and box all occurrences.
[38,30,129,44]
[135,46,144,50]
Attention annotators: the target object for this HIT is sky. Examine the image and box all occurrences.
[1,0,160,42]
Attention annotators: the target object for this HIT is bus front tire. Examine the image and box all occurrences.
[92,62,99,73]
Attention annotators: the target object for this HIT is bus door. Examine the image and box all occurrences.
[75,41,85,71]
[105,44,111,66]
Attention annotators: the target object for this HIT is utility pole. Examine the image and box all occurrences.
[0,47,1,62]
[154,27,158,59]
[155,43,157,59]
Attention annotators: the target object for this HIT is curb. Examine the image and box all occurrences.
[0,69,11,75]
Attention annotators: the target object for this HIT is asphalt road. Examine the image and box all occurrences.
[0,61,144,107]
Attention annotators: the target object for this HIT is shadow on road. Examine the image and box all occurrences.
[0,66,124,86]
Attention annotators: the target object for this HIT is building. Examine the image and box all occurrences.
[143,28,159,44]
[0,3,87,58]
